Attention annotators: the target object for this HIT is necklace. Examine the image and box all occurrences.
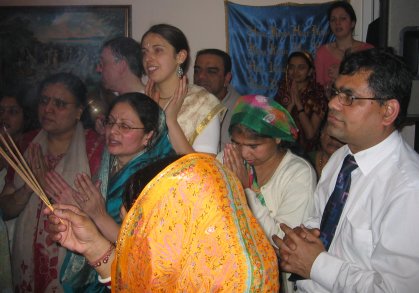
[111,157,123,174]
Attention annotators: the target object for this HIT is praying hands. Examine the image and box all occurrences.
[272,223,324,279]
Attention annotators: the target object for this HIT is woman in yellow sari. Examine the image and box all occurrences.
[44,154,279,292]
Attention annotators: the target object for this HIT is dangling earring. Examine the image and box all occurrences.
[176,64,184,78]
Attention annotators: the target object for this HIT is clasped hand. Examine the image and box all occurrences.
[46,171,106,219]
[223,143,249,189]
[272,223,324,279]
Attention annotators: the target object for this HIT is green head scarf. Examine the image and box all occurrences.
[229,94,298,142]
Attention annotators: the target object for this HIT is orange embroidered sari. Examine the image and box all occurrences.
[112,153,279,292]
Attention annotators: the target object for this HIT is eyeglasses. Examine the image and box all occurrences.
[103,118,145,133]
[329,87,387,106]
[39,96,77,109]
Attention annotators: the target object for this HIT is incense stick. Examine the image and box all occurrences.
[0,131,54,212]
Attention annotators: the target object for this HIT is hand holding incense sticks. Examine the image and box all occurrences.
[0,128,54,212]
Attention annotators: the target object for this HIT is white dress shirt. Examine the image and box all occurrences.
[299,131,419,292]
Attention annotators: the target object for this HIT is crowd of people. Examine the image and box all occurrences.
[1,1,419,292]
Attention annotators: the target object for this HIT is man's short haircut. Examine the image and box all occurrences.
[103,36,144,76]
[339,48,413,128]
[196,49,232,75]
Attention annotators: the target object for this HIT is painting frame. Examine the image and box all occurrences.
[0,5,132,96]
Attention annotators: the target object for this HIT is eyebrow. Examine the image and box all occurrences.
[108,116,134,122]
[141,44,166,50]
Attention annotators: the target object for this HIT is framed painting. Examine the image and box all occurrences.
[0,5,131,98]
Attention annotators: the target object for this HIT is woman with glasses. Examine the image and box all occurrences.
[45,92,174,291]
[44,154,279,291]
[0,72,105,292]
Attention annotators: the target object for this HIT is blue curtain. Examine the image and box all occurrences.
[226,1,335,97]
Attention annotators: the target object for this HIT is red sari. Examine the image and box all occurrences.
[11,124,104,293]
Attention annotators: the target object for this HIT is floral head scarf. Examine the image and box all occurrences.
[229,94,298,142]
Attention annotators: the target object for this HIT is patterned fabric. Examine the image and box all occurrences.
[230,94,298,142]
[274,78,327,151]
[60,110,174,292]
[0,216,13,292]
[177,84,226,145]
[320,154,358,249]
[112,153,279,292]
[12,124,104,293]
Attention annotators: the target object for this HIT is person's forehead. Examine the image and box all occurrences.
[331,7,350,18]
[0,96,19,106]
[335,69,372,88]
[195,54,224,68]
[289,56,309,65]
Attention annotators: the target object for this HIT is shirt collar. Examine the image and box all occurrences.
[346,131,400,175]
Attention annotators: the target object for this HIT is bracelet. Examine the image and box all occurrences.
[98,275,111,288]
[88,242,115,268]
[297,108,304,114]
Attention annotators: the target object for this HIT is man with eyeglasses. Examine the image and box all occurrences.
[274,48,419,292]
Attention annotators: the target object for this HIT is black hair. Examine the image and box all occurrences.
[328,1,357,23]
[102,36,144,76]
[0,87,37,132]
[287,51,314,70]
[196,49,232,75]
[38,72,93,128]
[107,92,160,140]
[123,155,184,211]
[339,48,412,128]
[141,24,190,72]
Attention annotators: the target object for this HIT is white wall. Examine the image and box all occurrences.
[0,0,372,80]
